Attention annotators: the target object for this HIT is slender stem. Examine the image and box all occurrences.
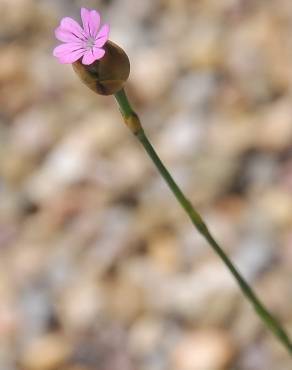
[114,88,292,355]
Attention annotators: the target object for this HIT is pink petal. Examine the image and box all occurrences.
[82,49,96,65]
[57,50,85,64]
[96,24,110,40]
[81,8,91,36]
[81,8,100,37]
[60,17,86,40]
[53,43,85,64]
[55,49,84,64]
[55,27,82,43]
[89,10,101,36]
[95,24,110,47]
[93,47,105,60]
[53,43,84,56]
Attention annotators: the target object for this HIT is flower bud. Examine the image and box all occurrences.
[72,41,130,96]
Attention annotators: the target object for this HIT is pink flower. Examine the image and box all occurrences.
[53,8,110,65]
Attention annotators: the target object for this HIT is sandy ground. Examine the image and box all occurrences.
[0,0,292,369]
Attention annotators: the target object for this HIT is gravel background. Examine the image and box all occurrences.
[0,0,292,369]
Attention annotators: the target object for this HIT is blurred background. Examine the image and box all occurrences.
[0,0,292,369]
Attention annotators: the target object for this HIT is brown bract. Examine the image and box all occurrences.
[72,41,130,95]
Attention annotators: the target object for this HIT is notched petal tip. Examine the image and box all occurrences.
[81,7,89,13]
[90,9,101,23]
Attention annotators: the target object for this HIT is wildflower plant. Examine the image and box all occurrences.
[53,8,292,355]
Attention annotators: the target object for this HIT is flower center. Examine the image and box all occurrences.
[86,36,95,49]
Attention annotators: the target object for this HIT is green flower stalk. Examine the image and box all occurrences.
[114,89,292,355]
[53,7,292,355]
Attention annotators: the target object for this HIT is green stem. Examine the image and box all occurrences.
[114,88,292,355]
